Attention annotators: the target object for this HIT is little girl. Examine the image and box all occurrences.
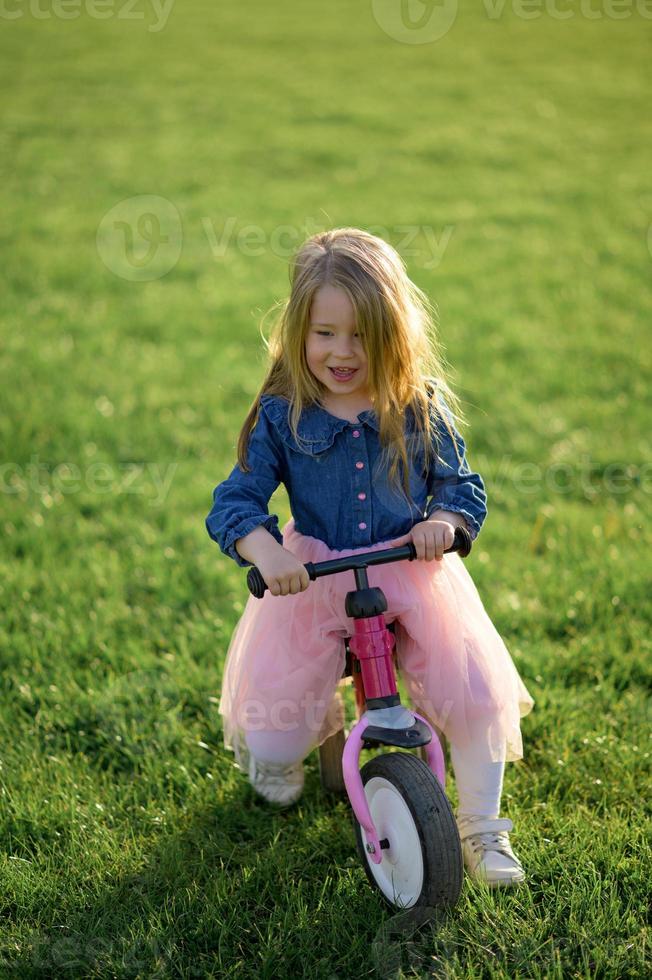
[206,228,534,887]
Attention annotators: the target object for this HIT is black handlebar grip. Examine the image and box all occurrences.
[453,525,472,558]
[246,561,317,599]
[246,566,267,598]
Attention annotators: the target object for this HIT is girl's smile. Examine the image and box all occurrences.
[329,366,359,382]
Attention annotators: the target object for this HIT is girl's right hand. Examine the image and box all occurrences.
[256,546,311,597]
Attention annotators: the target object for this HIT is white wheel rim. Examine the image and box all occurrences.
[360,775,424,908]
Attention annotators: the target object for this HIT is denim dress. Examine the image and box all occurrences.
[206,394,488,565]
[206,395,534,770]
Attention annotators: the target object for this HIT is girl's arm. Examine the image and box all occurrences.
[235,524,310,596]
[426,508,470,533]
[425,403,487,540]
[205,405,311,595]
[206,407,284,567]
[234,524,284,564]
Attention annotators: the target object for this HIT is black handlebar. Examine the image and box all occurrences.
[246,525,472,599]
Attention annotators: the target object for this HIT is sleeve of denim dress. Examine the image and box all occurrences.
[424,404,488,541]
[205,409,284,567]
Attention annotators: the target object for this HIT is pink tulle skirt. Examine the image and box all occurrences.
[218,519,534,768]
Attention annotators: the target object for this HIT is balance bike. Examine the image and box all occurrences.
[246,527,472,910]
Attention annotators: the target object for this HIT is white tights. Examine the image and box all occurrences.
[449,740,504,819]
[245,729,505,819]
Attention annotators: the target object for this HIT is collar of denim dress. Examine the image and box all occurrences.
[259,394,381,456]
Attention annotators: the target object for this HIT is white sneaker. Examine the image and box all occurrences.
[248,755,305,807]
[457,815,525,887]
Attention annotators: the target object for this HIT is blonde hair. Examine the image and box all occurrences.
[237,228,467,504]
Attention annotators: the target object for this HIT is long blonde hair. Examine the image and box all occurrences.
[237,228,467,503]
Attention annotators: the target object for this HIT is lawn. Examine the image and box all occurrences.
[0,1,650,977]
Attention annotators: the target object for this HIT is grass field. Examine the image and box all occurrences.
[1,1,651,977]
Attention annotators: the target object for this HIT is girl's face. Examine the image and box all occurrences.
[306,285,370,406]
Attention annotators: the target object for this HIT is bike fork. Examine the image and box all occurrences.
[341,566,446,863]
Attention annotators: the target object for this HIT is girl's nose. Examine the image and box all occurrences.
[335,337,354,357]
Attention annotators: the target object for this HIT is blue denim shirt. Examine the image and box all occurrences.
[206,394,487,567]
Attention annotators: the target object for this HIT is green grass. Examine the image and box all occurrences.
[1,2,651,976]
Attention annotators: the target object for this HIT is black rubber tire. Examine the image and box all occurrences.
[318,727,347,794]
[353,752,463,910]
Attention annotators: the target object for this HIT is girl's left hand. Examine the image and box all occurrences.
[390,512,463,561]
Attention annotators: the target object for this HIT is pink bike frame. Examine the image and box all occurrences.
[246,529,473,863]
[342,612,446,865]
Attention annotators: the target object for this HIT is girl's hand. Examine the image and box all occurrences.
[391,511,467,562]
[256,545,311,597]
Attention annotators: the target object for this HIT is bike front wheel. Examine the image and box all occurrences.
[353,752,463,910]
